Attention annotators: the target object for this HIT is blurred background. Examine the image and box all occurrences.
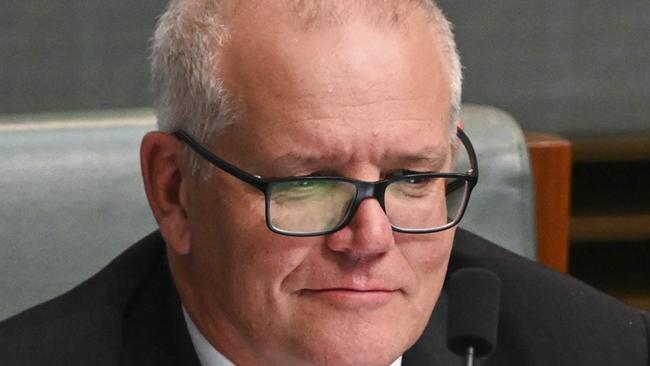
[440,0,650,311]
[1,1,648,310]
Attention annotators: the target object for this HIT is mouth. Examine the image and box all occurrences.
[298,288,400,310]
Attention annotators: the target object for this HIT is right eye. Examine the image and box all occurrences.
[387,169,427,179]
[271,180,338,202]
[288,180,318,188]
[404,176,430,185]
[390,175,441,199]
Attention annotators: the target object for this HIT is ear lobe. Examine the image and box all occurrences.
[140,131,192,254]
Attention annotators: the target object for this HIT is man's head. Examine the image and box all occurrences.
[141,1,464,365]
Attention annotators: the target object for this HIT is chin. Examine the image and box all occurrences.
[295,334,406,366]
[278,310,420,366]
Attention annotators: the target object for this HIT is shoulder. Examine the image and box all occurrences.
[0,231,166,366]
[451,229,650,365]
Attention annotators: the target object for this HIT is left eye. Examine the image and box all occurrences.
[405,176,427,184]
[389,169,425,179]
[290,180,317,188]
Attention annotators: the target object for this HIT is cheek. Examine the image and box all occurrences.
[200,186,316,303]
[187,177,271,298]
[213,231,322,357]
[189,172,269,261]
[188,179,320,336]
[396,229,454,303]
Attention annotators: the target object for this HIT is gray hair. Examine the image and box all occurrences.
[151,0,462,174]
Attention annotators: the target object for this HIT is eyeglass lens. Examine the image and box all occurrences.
[268,176,469,234]
[269,180,356,233]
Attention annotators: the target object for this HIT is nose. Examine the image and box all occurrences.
[325,198,395,260]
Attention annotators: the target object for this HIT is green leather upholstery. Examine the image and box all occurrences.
[460,105,537,259]
[1,117,155,320]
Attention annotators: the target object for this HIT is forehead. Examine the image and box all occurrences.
[216,3,452,169]
[223,3,448,103]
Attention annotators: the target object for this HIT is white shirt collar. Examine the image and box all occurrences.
[182,307,402,366]
[183,308,236,366]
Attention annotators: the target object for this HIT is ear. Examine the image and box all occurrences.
[140,131,192,255]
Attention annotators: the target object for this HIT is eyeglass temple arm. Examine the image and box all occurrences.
[172,130,268,191]
[456,128,479,182]
[173,128,478,191]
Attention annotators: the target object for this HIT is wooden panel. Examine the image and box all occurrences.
[571,214,650,243]
[527,133,572,273]
[572,135,650,163]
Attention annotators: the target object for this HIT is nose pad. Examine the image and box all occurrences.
[326,198,395,259]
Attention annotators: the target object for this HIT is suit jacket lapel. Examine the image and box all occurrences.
[119,240,201,366]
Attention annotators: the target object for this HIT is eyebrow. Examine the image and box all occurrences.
[394,153,448,170]
[266,145,450,177]
[390,145,450,171]
[266,152,327,176]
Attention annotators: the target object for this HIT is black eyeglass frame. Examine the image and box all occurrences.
[173,129,479,236]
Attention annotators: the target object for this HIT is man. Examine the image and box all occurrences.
[1,1,648,365]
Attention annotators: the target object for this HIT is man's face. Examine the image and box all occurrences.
[179,7,455,366]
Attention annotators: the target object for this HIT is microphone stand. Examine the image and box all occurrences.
[446,268,501,366]
[464,345,475,366]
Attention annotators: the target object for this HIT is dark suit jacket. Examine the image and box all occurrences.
[1,229,648,365]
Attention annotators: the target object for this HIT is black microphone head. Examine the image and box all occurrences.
[447,268,501,357]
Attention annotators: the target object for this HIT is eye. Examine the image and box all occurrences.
[405,176,428,185]
[272,179,337,197]
[290,180,317,188]
[274,180,319,194]
[387,169,426,179]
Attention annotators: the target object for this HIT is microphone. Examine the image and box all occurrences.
[447,268,501,366]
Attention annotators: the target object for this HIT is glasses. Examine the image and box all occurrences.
[174,129,478,237]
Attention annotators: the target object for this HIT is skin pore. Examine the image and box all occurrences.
[141,2,457,366]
